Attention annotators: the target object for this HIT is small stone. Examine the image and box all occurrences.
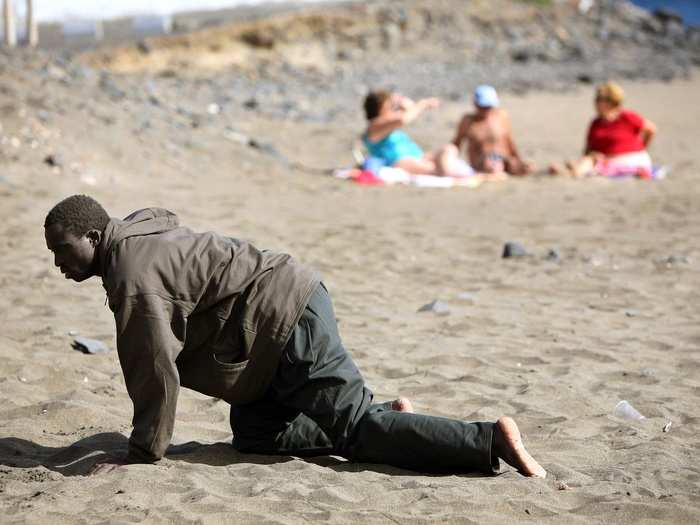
[664,255,690,265]
[417,300,450,316]
[72,336,111,354]
[68,330,79,336]
[223,129,249,144]
[557,481,570,491]
[243,97,259,110]
[455,292,477,303]
[577,73,594,84]
[662,421,672,433]
[545,249,561,262]
[136,40,151,54]
[502,242,528,258]
[207,103,221,115]
[43,154,64,168]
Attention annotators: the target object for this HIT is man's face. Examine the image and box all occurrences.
[44,223,99,282]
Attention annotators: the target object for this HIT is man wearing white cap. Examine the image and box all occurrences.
[452,85,533,176]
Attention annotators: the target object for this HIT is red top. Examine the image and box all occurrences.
[586,110,646,156]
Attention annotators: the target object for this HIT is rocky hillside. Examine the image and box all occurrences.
[76,0,700,117]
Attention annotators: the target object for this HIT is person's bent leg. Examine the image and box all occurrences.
[567,155,595,177]
[270,285,510,475]
[435,144,474,177]
[394,157,438,175]
[270,284,375,453]
[230,397,334,456]
[505,156,533,176]
[347,410,498,474]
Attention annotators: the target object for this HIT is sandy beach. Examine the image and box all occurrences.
[1,1,700,522]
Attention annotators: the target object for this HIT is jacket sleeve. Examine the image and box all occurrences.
[114,294,185,463]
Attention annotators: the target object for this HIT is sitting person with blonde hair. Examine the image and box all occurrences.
[555,81,658,178]
[362,90,476,178]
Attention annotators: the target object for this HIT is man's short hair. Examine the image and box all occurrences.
[44,194,110,237]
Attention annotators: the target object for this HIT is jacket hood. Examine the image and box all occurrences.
[99,208,179,277]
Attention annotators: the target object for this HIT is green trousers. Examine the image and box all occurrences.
[230,285,498,474]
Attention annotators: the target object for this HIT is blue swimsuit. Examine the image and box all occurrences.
[363,130,423,166]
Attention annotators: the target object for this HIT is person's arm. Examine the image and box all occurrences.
[366,97,440,142]
[503,112,522,160]
[640,118,657,147]
[105,294,184,469]
[584,120,595,155]
[452,115,470,148]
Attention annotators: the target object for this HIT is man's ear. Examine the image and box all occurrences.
[86,229,102,247]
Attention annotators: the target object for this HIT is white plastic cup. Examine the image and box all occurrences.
[613,400,646,421]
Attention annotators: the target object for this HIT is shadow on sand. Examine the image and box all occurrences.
[0,434,488,478]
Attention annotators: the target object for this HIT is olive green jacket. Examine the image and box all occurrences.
[98,208,320,462]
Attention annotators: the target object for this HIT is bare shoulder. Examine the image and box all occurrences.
[459,112,476,127]
[497,108,511,121]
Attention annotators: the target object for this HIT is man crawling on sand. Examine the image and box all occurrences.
[453,85,534,176]
[44,194,546,478]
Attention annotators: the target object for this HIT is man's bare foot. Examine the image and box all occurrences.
[492,417,546,478]
[391,397,414,413]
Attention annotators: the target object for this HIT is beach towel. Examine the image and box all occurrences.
[592,151,667,179]
[333,166,483,188]
[336,150,482,188]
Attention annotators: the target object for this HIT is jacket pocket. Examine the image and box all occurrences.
[177,351,249,402]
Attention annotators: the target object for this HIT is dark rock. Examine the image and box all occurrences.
[136,40,152,54]
[662,255,690,265]
[502,242,528,258]
[243,97,259,109]
[248,138,287,163]
[545,249,561,262]
[641,16,664,34]
[417,299,450,315]
[72,336,111,354]
[653,8,683,26]
[511,47,532,63]
[241,30,275,49]
[577,73,593,84]
[43,154,63,168]
[98,73,125,100]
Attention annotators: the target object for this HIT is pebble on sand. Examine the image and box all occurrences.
[417,300,450,316]
[72,336,112,354]
[502,242,528,258]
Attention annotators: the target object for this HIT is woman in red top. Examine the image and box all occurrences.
[559,81,657,178]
